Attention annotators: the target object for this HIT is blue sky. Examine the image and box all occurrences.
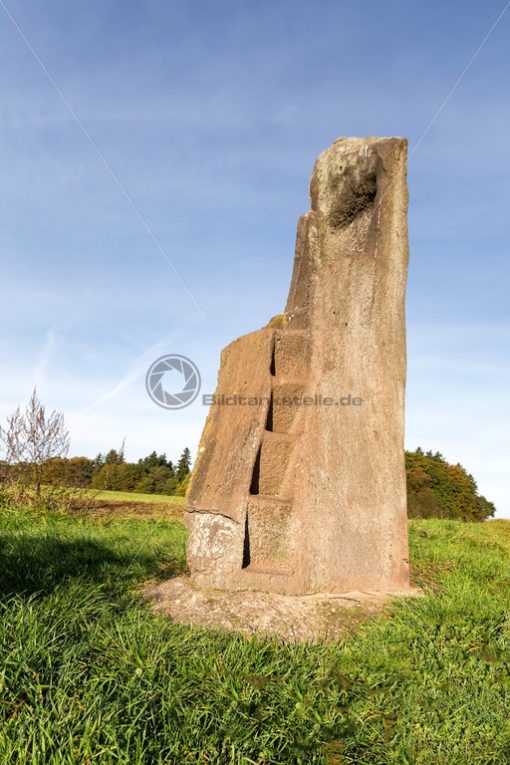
[1,1,509,514]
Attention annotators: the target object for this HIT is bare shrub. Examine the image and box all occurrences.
[0,388,70,505]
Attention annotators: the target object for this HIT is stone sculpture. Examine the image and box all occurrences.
[184,137,410,598]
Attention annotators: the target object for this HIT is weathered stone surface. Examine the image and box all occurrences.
[186,512,241,577]
[186,328,274,524]
[154,137,411,621]
[245,496,294,573]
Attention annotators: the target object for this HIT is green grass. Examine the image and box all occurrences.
[1,502,510,764]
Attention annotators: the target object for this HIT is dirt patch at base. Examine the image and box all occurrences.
[144,576,417,643]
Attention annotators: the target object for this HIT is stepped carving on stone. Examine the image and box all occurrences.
[184,136,411,598]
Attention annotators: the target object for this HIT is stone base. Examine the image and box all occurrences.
[143,576,415,643]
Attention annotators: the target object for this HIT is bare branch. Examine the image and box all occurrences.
[0,388,70,500]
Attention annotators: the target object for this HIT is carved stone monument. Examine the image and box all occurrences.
[147,137,411,640]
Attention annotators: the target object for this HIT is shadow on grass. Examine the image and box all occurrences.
[0,533,185,597]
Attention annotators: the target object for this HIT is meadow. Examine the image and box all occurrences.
[0,494,509,764]
[91,489,186,506]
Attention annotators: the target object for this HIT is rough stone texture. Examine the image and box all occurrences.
[174,138,410,615]
[144,577,411,643]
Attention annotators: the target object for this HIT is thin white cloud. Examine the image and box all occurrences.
[78,331,177,414]
[32,330,57,389]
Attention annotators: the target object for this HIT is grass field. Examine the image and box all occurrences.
[1,501,510,764]
[69,488,186,519]
[90,489,186,505]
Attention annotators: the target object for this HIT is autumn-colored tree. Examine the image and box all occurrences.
[406,449,495,521]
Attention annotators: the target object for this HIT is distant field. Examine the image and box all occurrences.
[69,488,186,518]
[90,489,186,505]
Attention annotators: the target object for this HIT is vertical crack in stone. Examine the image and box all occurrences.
[249,446,261,495]
[270,340,276,376]
[265,392,274,432]
[242,512,251,569]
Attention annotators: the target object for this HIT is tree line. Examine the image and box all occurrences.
[37,447,498,517]
[0,389,191,498]
[41,447,192,496]
[0,390,497,517]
